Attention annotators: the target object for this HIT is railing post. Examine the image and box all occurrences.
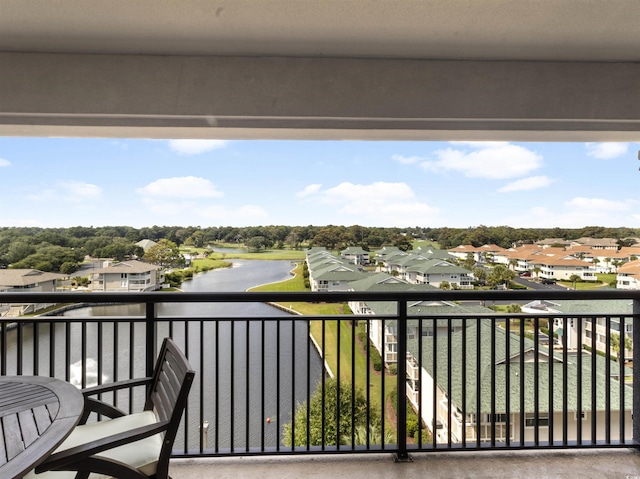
[394,299,411,462]
[145,301,156,380]
[633,298,640,445]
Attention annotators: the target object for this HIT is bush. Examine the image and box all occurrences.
[388,364,397,375]
[414,428,433,445]
[406,417,419,437]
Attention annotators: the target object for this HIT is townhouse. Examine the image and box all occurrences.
[529,255,596,282]
[348,272,489,363]
[0,269,66,316]
[306,248,368,292]
[89,260,164,292]
[406,319,632,444]
[521,299,633,360]
[617,260,640,290]
[340,246,370,265]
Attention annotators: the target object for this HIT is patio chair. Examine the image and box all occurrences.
[29,337,195,479]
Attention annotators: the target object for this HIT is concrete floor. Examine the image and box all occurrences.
[170,449,640,479]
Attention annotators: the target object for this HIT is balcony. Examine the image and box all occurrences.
[1,288,640,478]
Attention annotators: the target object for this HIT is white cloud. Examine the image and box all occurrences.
[421,143,543,180]
[28,180,102,203]
[296,184,322,198]
[564,197,630,212]
[507,197,636,228]
[585,142,628,159]
[59,181,103,202]
[135,176,265,224]
[498,176,554,193]
[297,181,439,226]
[0,158,10,167]
[199,205,269,223]
[168,139,228,155]
[136,176,224,199]
[391,154,423,165]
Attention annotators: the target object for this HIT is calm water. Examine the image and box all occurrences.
[3,260,324,451]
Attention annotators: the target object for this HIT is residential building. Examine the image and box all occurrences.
[529,255,596,282]
[0,269,66,316]
[570,238,619,251]
[348,273,490,363]
[340,246,370,265]
[617,260,640,290]
[521,299,633,360]
[89,260,163,292]
[406,319,632,444]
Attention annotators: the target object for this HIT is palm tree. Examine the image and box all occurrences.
[532,266,542,279]
[569,274,580,290]
[508,258,518,271]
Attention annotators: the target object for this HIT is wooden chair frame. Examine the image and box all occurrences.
[35,337,195,479]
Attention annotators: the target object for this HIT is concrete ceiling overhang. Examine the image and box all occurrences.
[2,0,640,140]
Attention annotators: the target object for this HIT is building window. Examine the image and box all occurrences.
[525,413,549,427]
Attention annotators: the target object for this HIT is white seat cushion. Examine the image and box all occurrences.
[25,411,163,479]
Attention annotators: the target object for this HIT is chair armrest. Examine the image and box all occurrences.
[79,398,127,424]
[81,377,152,397]
[35,420,170,473]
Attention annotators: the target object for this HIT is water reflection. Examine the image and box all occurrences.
[3,260,324,451]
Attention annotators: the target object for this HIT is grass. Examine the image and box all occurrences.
[557,273,617,290]
[191,258,233,270]
[247,261,396,438]
[412,239,440,250]
[207,249,306,261]
[310,319,396,439]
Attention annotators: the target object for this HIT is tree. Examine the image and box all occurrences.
[486,264,515,289]
[508,258,518,271]
[283,378,377,447]
[569,274,580,290]
[391,234,413,252]
[611,332,633,362]
[532,266,542,279]
[247,236,267,252]
[463,253,476,271]
[143,239,184,268]
[60,261,79,275]
[439,280,451,290]
[472,266,487,284]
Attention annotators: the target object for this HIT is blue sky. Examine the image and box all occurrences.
[0,138,638,229]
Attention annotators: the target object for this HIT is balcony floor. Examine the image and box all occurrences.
[170,449,640,479]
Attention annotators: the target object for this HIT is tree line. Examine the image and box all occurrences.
[1,224,638,273]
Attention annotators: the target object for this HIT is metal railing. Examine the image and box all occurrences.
[1,289,639,461]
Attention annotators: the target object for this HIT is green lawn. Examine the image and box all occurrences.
[310,319,396,439]
[411,239,440,249]
[248,261,396,438]
[208,249,306,261]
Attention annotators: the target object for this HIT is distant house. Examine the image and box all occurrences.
[529,255,596,281]
[306,248,368,292]
[0,269,66,316]
[135,239,158,252]
[0,269,65,293]
[570,237,619,251]
[617,260,640,290]
[340,246,370,265]
[89,260,164,292]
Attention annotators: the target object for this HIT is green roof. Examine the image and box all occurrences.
[408,319,632,413]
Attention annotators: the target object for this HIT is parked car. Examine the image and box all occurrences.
[519,271,531,277]
[540,278,556,284]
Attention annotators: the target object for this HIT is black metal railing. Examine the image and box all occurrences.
[1,289,639,461]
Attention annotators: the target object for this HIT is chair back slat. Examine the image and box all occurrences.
[144,338,195,478]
